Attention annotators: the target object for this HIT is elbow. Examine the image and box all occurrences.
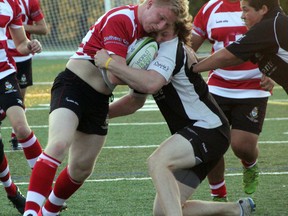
[136,83,160,94]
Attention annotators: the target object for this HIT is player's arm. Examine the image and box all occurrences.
[192,48,244,73]
[109,91,147,118]
[9,26,42,55]
[191,33,205,52]
[24,19,48,35]
[95,50,166,94]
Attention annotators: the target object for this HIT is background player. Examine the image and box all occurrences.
[191,0,274,200]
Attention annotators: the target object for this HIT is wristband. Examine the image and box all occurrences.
[105,57,112,70]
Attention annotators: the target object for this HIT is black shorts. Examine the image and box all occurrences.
[50,69,110,135]
[0,73,24,111]
[211,94,268,135]
[16,59,33,89]
[175,123,230,185]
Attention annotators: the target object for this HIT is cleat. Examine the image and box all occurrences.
[60,202,68,212]
[212,196,228,202]
[7,186,26,214]
[243,164,259,194]
[10,137,23,151]
[238,198,256,216]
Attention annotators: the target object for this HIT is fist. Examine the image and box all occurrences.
[28,39,42,54]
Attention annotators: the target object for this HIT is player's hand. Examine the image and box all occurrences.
[94,49,110,68]
[28,39,42,54]
[260,74,275,91]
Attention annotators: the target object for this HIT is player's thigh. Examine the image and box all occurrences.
[149,134,196,169]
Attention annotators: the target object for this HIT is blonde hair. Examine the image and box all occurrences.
[141,0,193,45]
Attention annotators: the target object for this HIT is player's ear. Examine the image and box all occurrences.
[260,5,269,15]
[147,0,153,9]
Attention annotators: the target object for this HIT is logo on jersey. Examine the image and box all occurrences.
[103,36,129,46]
[65,97,79,106]
[246,106,259,123]
[152,61,169,72]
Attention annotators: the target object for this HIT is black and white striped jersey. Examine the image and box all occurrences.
[147,38,228,134]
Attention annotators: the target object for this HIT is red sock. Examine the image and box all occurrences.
[210,180,227,198]
[18,131,43,168]
[11,132,16,139]
[25,153,61,214]
[0,155,17,196]
[43,166,82,214]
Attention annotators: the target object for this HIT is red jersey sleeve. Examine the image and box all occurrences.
[9,0,23,28]
[100,15,135,58]
[29,0,44,22]
[192,3,209,39]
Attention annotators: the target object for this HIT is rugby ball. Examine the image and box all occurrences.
[126,37,158,69]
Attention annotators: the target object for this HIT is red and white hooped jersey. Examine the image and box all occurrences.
[0,0,22,79]
[193,0,271,98]
[7,0,44,62]
[72,5,146,60]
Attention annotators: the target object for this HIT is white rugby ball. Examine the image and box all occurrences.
[126,37,158,69]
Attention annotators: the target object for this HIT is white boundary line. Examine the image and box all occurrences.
[11,171,288,186]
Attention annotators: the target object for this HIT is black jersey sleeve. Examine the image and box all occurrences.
[226,19,278,62]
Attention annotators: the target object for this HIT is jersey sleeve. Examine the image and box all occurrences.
[147,38,178,81]
[100,15,134,58]
[29,0,45,22]
[192,4,209,39]
[9,1,23,29]
[226,20,276,61]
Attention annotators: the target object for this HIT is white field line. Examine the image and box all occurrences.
[11,171,288,186]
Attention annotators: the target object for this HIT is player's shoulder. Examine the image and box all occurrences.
[200,0,223,14]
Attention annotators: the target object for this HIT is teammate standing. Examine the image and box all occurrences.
[191,0,274,199]
[192,0,288,94]
[0,0,42,214]
[7,0,48,150]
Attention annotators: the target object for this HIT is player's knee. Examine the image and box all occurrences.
[0,139,4,163]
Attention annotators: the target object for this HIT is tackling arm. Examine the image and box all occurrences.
[192,48,244,73]
[95,49,167,94]
[109,92,147,119]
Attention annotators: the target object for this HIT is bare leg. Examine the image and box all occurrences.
[148,134,196,216]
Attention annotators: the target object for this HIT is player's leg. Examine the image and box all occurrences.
[182,198,255,216]
[206,94,231,202]
[231,129,259,194]
[148,134,197,216]
[0,135,25,214]
[207,157,228,202]
[1,74,42,169]
[24,107,79,216]
[41,132,106,215]
[11,59,33,150]
[230,97,268,194]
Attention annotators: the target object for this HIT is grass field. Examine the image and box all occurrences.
[0,57,288,216]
